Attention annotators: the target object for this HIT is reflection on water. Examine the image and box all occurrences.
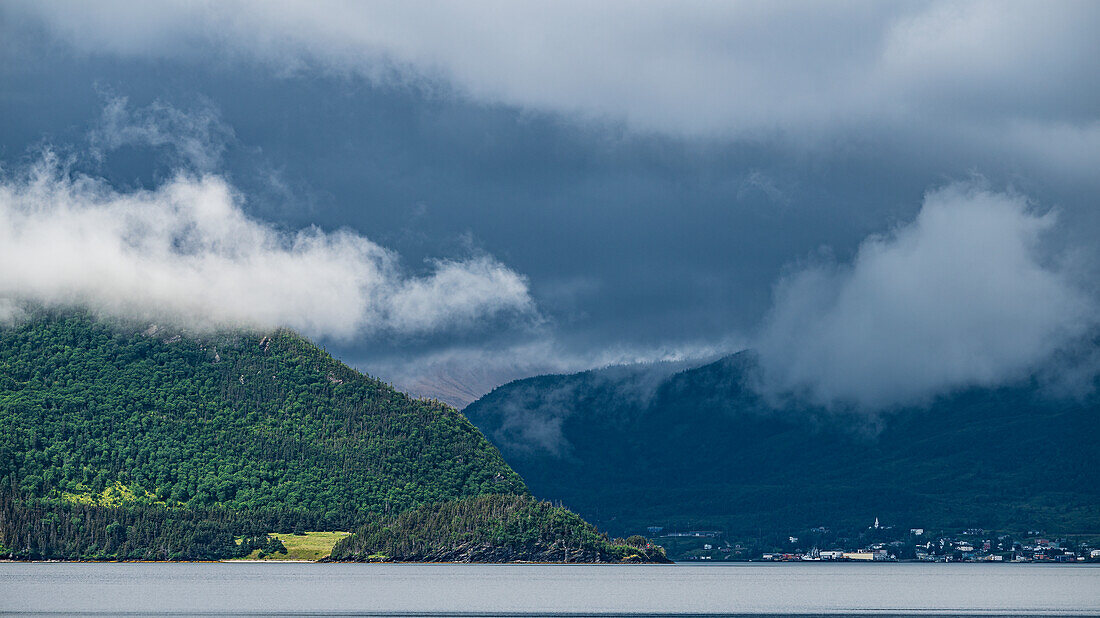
[1,562,1098,616]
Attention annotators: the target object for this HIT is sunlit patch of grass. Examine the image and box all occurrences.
[235,531,352,561]
[59,481,165,507]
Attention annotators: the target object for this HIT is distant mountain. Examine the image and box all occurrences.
[379,352,708,409]
[465,352,1100,537]
[389,362,534,409]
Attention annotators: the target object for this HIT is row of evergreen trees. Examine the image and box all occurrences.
[0,485,355,560]
[329,494,667,563]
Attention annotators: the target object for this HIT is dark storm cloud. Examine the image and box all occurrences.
[7,2,1099,138]
[1,2,1098,406]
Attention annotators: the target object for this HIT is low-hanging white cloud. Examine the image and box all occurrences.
[755,183,1096,410]
[0,153,535,339]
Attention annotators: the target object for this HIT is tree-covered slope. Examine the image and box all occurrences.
[0,310,525,518]
[0,489,316,560]
[465,352,1100,536]
[329,493,668,563]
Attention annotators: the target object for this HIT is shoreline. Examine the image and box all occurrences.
[3,558,1095,565]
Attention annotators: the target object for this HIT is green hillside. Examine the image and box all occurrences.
[329,493,668,563]
[0,310,524,512]
[0,310,531,559]
[465,352,1100,537]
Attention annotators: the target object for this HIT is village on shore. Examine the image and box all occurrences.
[645,518,1100,563]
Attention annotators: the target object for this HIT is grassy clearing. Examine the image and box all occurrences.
[235,531,352,561]
[59,481,166,507]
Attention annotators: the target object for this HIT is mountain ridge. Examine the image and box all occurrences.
[465,350,1100,537]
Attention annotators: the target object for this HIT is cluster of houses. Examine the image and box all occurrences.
[761,522,1100,563]
[760,539,1099,562]
[662,519,1100,563]
[911,536,1100,563]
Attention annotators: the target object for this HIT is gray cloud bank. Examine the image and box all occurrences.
[7,1,1098,142]
[0,153,534,339]
[756,183,1096,409]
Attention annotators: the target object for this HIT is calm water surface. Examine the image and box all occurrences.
[2,562,1098,616]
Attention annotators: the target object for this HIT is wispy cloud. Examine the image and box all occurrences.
[89,94,233,171]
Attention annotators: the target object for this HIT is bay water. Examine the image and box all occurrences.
[3,562,1099,616]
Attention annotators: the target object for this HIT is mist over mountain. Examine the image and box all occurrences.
[465,349,1100,537]
[754,184,1096,410]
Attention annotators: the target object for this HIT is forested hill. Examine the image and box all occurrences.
[464,352,1100,537]
[329,494,668,563]
[0,310,526,517]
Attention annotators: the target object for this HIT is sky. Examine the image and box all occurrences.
[1,1,1097,408]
